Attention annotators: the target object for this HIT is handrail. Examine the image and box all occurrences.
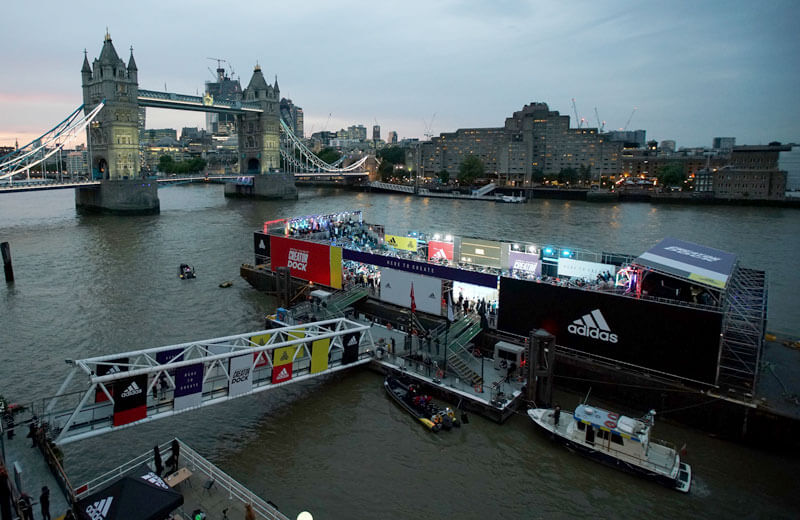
[75,439,290,520]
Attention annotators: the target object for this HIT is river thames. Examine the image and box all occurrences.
[1,184,799,519]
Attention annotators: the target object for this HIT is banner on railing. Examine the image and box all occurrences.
[250,333,272,367]
[385,234,418,252]
[174,363,204,411]
[342,332,360,364]
[311,338,330,374]
[228,354,253,397]
[112,374,148,426]
[95,357,129,403]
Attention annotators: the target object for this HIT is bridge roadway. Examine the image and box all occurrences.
[0,172,368,193]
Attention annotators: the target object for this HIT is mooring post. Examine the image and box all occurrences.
[1,242,13,283]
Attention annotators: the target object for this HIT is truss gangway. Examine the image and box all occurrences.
[0,102,105,181]
[41,318,374,445]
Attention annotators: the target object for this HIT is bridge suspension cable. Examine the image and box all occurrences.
[0,102,106,180]
[279,118,369,173]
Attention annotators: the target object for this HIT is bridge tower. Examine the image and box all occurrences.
[227,65,297,199]
[76,31,158,214]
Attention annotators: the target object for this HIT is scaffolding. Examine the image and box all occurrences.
[717,266,768,392]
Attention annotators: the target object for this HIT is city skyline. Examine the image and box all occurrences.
[1,0,798,148]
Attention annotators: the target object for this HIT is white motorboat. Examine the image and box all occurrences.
[528,404,692,493]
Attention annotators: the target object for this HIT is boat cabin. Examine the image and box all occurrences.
[573,404,652,450]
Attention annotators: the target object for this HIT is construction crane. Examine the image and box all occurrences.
[594,107,605,133]
[323,113,332,132]
[206,58,233,81]
[423,113,436,140]
[624,107,638,131]
[571,98,581,128]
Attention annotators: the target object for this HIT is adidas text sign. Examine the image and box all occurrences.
[120,381,142,398]
[86,497,113,520]
[567,309,618,344]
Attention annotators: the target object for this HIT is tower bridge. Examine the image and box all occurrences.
[0,32,371,211]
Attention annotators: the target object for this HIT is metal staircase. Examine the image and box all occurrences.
[443,316,484,385]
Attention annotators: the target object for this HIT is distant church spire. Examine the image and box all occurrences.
[82,48,91,73]
[105,27,111,41]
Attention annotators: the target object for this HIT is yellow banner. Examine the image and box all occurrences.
[273,345,297,366]
[385,234,417,252]
[274,328,305,366]
[250,333,271,346]
[329,246,342,290]
[310,338,330,374]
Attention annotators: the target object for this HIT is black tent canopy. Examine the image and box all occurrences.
[76,463,183,520]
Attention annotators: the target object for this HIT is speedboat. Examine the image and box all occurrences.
[384,376,445,432]
[528,404,692,493]
[178,264,195,279]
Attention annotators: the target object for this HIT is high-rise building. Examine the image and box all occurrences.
[388,131,398,145]
[205,66,242,136]
[410,102,622,183]
[712,137,736,153]
[606,130,646,148]
[280,98,304,138]
[372,125,380,141]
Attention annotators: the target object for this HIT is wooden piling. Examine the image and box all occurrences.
[1,241,13,283]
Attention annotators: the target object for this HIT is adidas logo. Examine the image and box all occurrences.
[388,237,397,245]
[86,497,113,520]
[567,309,618,344]
[347,336,358,347]
[276,367,289,380]
[120,381,142,398]
[107,365,121,374]
[141,472,168,489]
[428,292,435,299]
[258,239,265,249]
[432,248,448,260]
[385,282,392,289]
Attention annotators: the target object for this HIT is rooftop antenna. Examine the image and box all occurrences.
[571,98,581,128]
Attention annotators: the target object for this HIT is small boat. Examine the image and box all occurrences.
[384,376,449,432]
[178,264,195,279]
[528,404,692,493]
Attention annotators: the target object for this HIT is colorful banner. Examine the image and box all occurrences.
[250,333,272,367]
[155,348,184,375]
[343,248,498,289]
[173,363,204,411]
[508,251,541,275]
[329,246,343,289]
[311,338,330,374]
[270,235,335,286]
[342,332,360,364]
[112,374,148,426]
[385,234,418,252]
[272,363,293,384]
[427,240,454,261]
[228,354,253,397]
[95,357,129,403]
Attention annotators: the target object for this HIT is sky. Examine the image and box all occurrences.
[1,0,798,148]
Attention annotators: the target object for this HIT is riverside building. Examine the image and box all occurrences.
[407,102,623,185]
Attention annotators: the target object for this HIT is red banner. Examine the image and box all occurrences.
[272,363,293,384]
[428,241,454,261]
[270,236,332,286]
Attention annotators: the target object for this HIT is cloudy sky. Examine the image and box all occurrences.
[1,0,798,148]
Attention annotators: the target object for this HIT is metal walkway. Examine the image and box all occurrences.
[41,318,375,445]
